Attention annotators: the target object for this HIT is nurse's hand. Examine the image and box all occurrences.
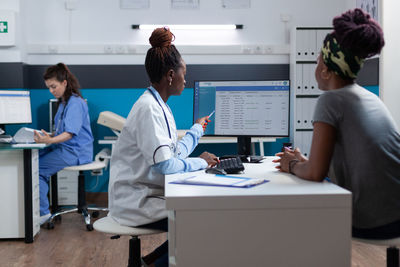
[34,129,51,144]
[199,151,219,167]
[195,116,211,132]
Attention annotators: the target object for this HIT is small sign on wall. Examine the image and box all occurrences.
[0,10,15,46]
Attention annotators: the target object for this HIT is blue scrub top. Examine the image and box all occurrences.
[54,95,93,164]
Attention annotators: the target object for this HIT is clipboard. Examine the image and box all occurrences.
[170,173,269,188]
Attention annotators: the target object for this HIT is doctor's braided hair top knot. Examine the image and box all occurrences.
[145,27,182,84]
[332,8,384,59]
[43,62,82,102]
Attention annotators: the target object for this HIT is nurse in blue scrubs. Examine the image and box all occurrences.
[34,63,93,225]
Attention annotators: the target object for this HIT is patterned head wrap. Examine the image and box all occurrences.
[321,33,364,80]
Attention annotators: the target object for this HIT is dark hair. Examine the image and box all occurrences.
[43,63,82,102]
[145,27,182,84]
[332,8,384,59]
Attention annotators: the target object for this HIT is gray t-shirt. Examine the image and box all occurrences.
[313,83,400,228]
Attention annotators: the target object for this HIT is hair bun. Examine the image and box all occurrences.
[149,27,175,48]
[333,8,384,58]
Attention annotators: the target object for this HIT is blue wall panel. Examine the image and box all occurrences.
[5,87,290,192]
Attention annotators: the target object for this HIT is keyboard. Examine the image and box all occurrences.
[216,156,245,174]
[0,135,13,144]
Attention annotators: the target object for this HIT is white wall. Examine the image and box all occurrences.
[381,1,400,128]
[1,0,349,65]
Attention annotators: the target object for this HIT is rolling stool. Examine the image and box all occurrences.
[46,161,107,231]
[93,216,165,267]
[353,237,400,267]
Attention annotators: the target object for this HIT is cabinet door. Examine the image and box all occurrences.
[0,150,25,238]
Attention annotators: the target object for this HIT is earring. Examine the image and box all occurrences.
[169,80,172,86]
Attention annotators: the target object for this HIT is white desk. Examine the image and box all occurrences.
[165,157,352,267]
[0,143,46,243]
[99,130,277,156]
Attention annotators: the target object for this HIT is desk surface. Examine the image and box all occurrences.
[0,143,46,150]
[165,157,352,267]
[166,157,351,210]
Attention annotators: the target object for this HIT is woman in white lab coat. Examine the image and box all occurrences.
[108,27,218,267]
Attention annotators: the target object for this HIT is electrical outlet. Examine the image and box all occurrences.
[280,14,291,22]
[242,46,252,54]
[115,45,125,54]
[264,46,273,54]
[65,0,78,10]
[127,45,136,54]
[254,45,263,54]
[104,45,113,54]
[48,45,58,54]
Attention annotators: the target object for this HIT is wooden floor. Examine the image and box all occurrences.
[0,212,387,267]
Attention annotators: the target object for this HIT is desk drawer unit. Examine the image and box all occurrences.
[0,149,40,240]
[56,170,78,205]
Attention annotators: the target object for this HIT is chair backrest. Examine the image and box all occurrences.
[97,111,126,133]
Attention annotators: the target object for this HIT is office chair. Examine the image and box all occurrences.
[353,237,400,267]
[46,161,107,231]
[93,216,165,267]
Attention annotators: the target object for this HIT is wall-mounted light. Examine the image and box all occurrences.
[131,24,243,30]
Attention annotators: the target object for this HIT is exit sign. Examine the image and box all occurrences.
[0,21,8,33]
[0,10,15,45]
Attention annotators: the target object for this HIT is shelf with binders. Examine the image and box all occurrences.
[290,27,332,157]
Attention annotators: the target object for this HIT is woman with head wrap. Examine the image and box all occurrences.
[274,8,400,239]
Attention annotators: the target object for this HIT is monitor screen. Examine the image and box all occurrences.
[194,80,290,137]
[0,90,32,125]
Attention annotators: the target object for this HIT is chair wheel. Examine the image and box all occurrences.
[92,211,99,218]
[86,224,94,231]
[46,222,54,230]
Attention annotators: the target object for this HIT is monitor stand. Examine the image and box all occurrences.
[237,136,252,156]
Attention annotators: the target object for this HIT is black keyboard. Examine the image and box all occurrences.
[216,157,245,174]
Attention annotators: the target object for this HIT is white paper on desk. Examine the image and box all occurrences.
[13,127,43,143]
[171,173,268,188]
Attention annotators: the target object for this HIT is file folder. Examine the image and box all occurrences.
[170,173,268,188]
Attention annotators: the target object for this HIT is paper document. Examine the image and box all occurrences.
[13,127,43,143]
[170,173,268,188]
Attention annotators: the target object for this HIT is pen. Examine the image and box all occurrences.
[208,110,215,119]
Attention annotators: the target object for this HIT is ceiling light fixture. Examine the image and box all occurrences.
[131,24,243,30]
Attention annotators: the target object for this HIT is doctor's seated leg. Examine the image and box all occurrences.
[39,146,75,225]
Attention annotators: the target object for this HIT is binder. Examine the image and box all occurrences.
[296,64,303,95]
[296,30,307,60]
[308,63,318,94]
[170,173,268,188]
[296,98,303,129]
[302,64,310,95]
[307,30,317,61]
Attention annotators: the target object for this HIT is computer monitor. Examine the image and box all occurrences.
[193,80,290,155]
[0,90,32,134]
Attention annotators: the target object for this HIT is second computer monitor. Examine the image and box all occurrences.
[0,90,32,134]
[193,80,290,137]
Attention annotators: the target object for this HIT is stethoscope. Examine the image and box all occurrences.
[147,87,172,139]
[148,87,179,164]
[55,103,66,134]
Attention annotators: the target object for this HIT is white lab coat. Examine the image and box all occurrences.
[108,88,178,227]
